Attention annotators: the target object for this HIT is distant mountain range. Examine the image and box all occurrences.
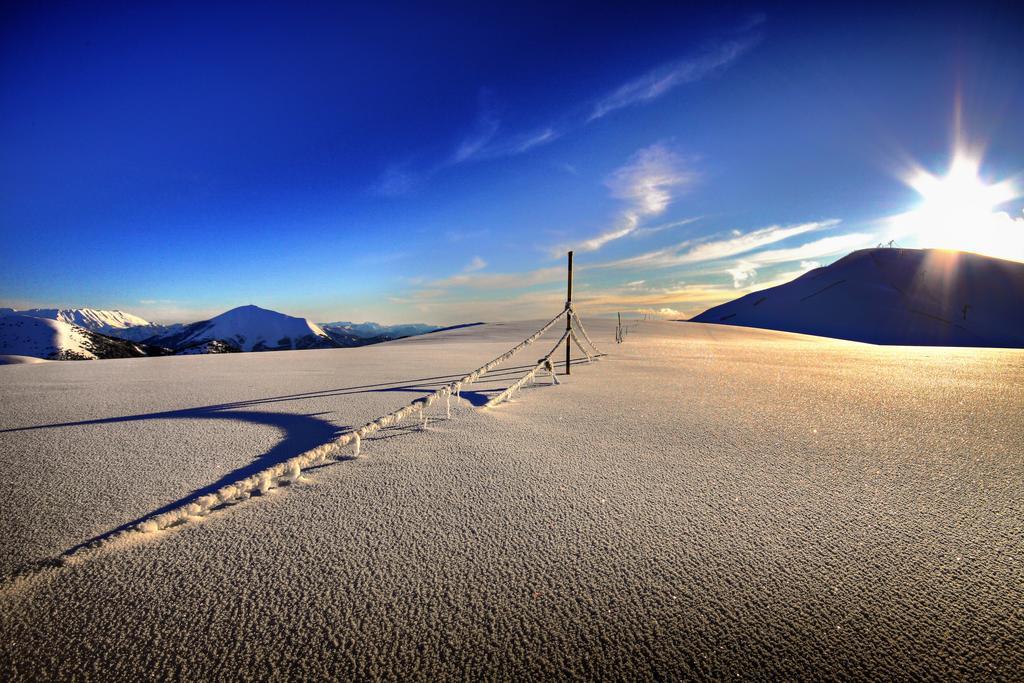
[0,305,455,361]
[690,248,1024,347]
[317,321,442,347]
[0,307,157,335]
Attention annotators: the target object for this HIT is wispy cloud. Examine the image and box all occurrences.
[444,228,491,243]
[452,104,501,164]
[432,266,563,289]
[558,143,699,255]
[470,127,560,161]
[588,38,760,122]
[371,163,420,197]
[598,220,839,270]
[372,94,562,196]
[631,216,702,239]
[742,232,872,265]
[398,220,859,321]
[636,307,682,318]
[464,256,487,272]
[373,20,762,197]
[720,233,873,288]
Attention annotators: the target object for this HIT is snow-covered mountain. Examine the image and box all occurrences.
[0,307,177,343]
[149,305,339,352]
[690,248,1024,347]
[0,315,165,360]
[1,303,471,357]
[7,307,153,333]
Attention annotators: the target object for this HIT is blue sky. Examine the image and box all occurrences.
[2,1,1022,324]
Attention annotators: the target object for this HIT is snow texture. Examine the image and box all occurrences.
[0,355,49,365]
[691,247,1024,347]
[0,319,1021,679]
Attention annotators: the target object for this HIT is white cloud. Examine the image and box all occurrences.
[560,143,699,255]
[464,256,487,272]
[726,261,758,288]
[636,307,682,317]
[374,27,760,197]
[725,257,822,290]
[631,216,701,239]
[675,221,836,264]
[718,235,871,290]
[605,143,698,214]
[744,232,873,265]
[589,38,759,121]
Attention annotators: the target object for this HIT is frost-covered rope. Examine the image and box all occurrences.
[136,309,571,534]
[568,307,602,356]
[484,329,570,408]
[569,329,592,362]
[456,309,567,390]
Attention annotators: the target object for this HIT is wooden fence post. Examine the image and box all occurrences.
[565,250,573,375]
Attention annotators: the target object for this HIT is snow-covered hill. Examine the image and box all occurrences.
[0,315,162,360]
[150,305,338,352]
[0,307,176,343]
[690,248,1024,347]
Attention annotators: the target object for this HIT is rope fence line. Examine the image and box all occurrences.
[137,306,603,534]
[483,329,570,408]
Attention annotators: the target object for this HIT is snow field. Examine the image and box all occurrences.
[1,319,1021,679]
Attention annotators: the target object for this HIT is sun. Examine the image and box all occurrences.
[909,155,1015,222]
[889,150,1023,261]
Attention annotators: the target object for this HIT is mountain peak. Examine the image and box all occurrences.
[155,305,334,352]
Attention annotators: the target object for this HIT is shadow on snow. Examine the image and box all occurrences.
[3,360,575,580]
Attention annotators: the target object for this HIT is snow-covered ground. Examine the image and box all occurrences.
[0,320,1020,679]
[0,354,49,365]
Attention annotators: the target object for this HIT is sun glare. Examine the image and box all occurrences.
[891,150,1023,261]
